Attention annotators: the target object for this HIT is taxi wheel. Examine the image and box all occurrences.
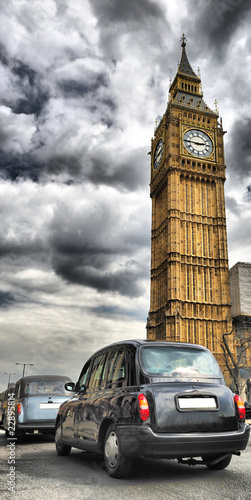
[203,454,232,470]
[104,424,132,478]
[55,421,71,456]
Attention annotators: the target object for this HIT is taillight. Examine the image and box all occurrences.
[234,394,246,420]
[138,393,150,421]
[17,403,22,415]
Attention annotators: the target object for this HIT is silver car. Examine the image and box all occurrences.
[0,385,15,428]
[3,375,72,438]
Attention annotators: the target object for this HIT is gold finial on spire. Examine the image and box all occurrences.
[155,117,158,130]
[214,99,219,114]
[180,33,187,48]
[197,67,201,78]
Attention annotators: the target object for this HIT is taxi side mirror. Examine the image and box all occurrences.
[64,382,76,392]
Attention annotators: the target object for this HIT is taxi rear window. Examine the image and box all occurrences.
[24,380,70,395]
[139,346,222,379]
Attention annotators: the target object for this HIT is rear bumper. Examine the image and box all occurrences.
[118,423,250,458]
[16,421,55,433]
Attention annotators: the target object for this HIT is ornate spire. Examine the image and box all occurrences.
[177,34,198,79]
[168,35,217,116]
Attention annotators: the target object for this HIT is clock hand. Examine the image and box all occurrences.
[184,139,204,146]
[191,141,204,146]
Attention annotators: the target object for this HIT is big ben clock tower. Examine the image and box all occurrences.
[147,35,233,376]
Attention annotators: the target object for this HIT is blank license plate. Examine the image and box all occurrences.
[39,403,60,409]
[178,397,217,409]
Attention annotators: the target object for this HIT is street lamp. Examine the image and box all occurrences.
[4,372,16,387]
[15,363,34,377]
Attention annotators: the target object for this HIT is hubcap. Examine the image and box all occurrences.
[105,431,118,468]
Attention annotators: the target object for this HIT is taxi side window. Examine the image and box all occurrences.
[78,360,92,391]
[88,353,107,389]
[15,383,21,398]
[106,350,126,388]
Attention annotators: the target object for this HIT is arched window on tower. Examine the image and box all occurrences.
[202,227,206,256]
[204,268,207,302]
[192,225,195,255]
[212,323,215,351]
[187,267,190,300]
[188,321,191,342]
[209,270,213,302]
[208,227,211,257]
[206,323,209,348]
[191,185,193,212]
[186,223,189,254]
[193,268,196,300]
[194,322,197,343]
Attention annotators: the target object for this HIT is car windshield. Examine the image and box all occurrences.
[140,346,222,378]
[24,380,70,395]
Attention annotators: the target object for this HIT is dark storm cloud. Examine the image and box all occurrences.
[50,230,146,298]
[56,73,116,127]
[0,52,50,117]
[59,73,109,98]
[192,0,251,59]
[10,87,49,117]
[48,198,149,297]
[91,304,126,316]
[0,240,43,259]
[88,147,149,191]
[46,140,148,191]
[225,195,242,216]
[0,150,44,181]
[12,62,37,85]
[89,0,167,61]
[0,290,15,308]
[52,254,144,297]
[0,42,8,65]
[11,61,49,117]
[90,303,147,321]
[91,0,164,23]
[226,117,251,181]
[47,152,82,178]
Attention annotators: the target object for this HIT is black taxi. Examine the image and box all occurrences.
[55,340,250,478]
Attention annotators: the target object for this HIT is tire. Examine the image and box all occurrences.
[104,424,132,478]
[203,454,232,470]
[55,421,71,456]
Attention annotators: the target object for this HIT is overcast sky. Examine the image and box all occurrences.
[0,0,251,390]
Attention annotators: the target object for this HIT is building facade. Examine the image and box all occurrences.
[229,262,251,372]
[147,35,233,376]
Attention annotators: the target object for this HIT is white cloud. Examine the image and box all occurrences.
[0,106,36,152]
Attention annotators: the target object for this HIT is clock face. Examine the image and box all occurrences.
[183,129,213,158]
[153,138,164,170]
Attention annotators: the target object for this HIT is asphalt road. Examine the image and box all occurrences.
[0,425,250,500]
